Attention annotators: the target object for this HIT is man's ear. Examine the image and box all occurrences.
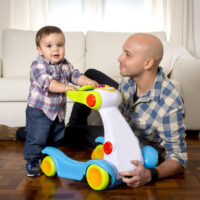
[144,58,154,70]
[37,46,43,55]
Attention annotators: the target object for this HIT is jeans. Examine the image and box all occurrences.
[24,106,65,160]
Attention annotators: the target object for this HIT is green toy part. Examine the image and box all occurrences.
[67,90,102,110]
[78,85,95,91]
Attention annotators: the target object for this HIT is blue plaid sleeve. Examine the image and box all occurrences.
[158,106,188,167]
[118,81,125,114]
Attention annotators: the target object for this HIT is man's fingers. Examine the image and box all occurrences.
[122,175,140,183]
[130,160,142,166]
[119,170,135,177]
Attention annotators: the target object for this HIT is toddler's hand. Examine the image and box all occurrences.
[65,85,77,92]
[86,80,99,88]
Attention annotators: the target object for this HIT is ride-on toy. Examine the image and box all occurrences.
[41,85,158,190]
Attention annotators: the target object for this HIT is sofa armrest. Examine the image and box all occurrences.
[171,59,200,130]
[0,59,2,77]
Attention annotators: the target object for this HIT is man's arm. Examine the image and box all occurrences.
[156,159,184,179]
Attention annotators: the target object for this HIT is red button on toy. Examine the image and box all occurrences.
[86,94,96,107]
[103,141,113,155]
[97,84,105,88]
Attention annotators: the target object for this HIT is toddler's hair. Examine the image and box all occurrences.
[35,26,64,47]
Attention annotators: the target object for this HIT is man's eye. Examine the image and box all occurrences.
[57,43,63,47]
[124,51,131,57]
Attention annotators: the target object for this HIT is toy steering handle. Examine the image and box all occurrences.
[67,85,102,110]
[78,85,95,91]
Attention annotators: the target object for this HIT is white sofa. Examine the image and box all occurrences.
[0,29,200,131]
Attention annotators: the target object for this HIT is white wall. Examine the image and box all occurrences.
[0,0,9,58]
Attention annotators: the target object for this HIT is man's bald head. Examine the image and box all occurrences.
[124,33,163,67]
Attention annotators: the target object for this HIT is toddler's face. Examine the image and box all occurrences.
[37,33,65,63]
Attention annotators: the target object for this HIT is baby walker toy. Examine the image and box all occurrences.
[41,85,158,190]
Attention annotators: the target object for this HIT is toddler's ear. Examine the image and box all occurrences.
[37,46,43,55]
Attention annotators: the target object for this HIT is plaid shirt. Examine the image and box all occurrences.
[27,55,82,122]
[118,67,188,167]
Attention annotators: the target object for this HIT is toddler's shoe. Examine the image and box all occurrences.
[26,158,41,177]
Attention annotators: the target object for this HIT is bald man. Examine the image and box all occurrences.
[116,33,187,187]
[16,33,187,187]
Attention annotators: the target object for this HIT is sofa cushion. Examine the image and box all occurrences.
[160,41,194,76]
[2,29,85,78]
[3,29,37,78]
[0,78,76,103]
[0,102,27,127]
[85,31,167,81]
[171,59,200,130]
[0,78,29,101]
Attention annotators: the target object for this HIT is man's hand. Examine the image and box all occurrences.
[119,160,152,187]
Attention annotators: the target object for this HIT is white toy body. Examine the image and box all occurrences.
[96,86,143,177]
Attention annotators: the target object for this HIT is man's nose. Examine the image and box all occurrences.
[118,53,124,62]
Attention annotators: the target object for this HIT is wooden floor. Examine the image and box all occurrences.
[0,132,200,200]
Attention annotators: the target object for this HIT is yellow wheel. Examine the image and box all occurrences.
[41,156,56,177]
[91,144,104,159]
[86,164,109,190]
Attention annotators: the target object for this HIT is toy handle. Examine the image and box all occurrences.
[66,88,102,110]
[78,84,111,91]
[78,85,95,91]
